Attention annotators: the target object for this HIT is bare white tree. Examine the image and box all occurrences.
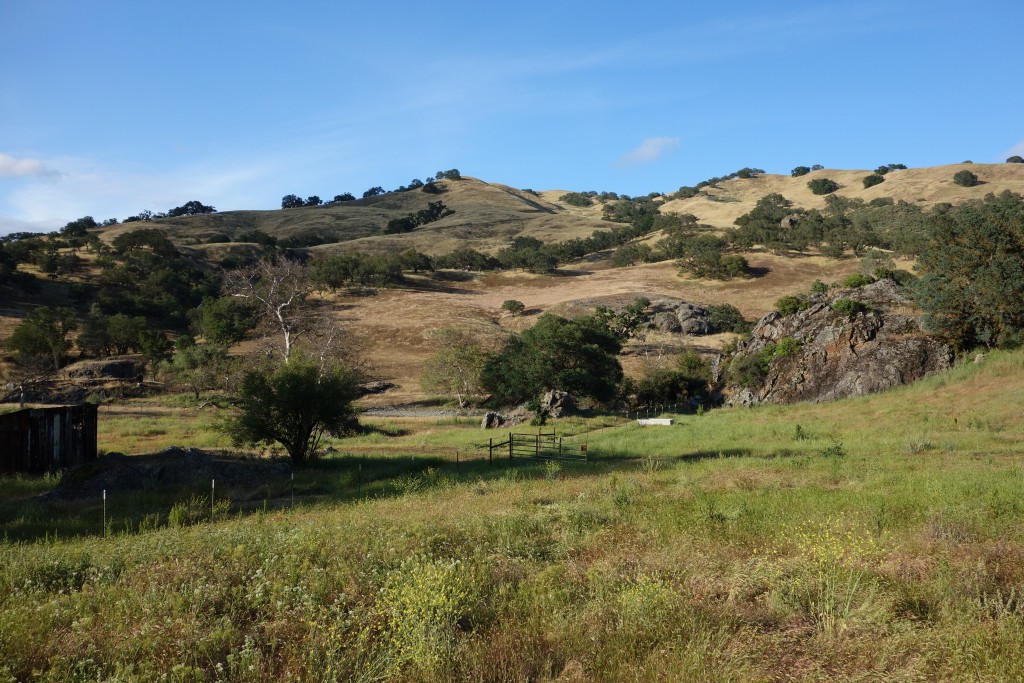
[224,257,312,362]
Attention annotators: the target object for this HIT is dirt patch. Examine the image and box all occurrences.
[41,447,291,502]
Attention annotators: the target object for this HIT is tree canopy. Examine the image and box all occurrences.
[481,314,623,405]
[915,191,1024,349]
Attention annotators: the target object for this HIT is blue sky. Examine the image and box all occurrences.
[1,0,1022,233]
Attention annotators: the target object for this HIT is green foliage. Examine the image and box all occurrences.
[776,295,810,316]
[433,248,499,271]
[383,201,453,234]
[674,234,749,279]
[863,174,885,189]
[223,354,359,464]
[481,313,623,405]
[281,194,305,209]
[915,191,1024,349]
[420,327,488,408]
[496,236,557,274]
[166,200,215,217]
[810,279,830,294]
[559,192,593,207]
[842,273,874,288]
[7,306,77,370]
[728,344,776,388]
[309,252,404,290]
[791,166,811,177]
[832,298,868,316]
[731,193,805,252]
[953,170,979,187]
[197,297,256,345]
[397,249,433,273]
[774,337,803,358]
[707,304,751,333]
[1008,156,1024,164]
[610,242,653,267]
[60,215,98,238]
[808,178,840,195]
[501,300,525,316]
[162,342,232,400]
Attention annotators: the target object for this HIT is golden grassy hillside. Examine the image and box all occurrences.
[98,178,614,257]
[660,163,1024,229]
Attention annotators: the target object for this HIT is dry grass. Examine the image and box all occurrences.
[660,163,1024,229]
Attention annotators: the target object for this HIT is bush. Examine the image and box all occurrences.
[953,170,979,187]
[501,300,525,316]
[774,337,802,358]
[842,273,874,288]
[776,295,809,316]
[791,166,811,177]
[808,178,840,195]
[559,192,593,207]
[832,298,867,316]
[728,345,776,388]
[707,304,751,333]
[810,279,829,294]
[1008,156,1024,164]
[862,174,885,189]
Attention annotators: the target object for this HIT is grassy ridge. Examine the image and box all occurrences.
[2,352,1024,680]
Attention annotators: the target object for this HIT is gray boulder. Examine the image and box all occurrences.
[481,412,506,429]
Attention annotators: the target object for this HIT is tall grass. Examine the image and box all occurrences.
[2,349,1024,679]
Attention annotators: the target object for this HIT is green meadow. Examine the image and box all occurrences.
[2,351,1024,681]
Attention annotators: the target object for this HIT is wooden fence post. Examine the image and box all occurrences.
[509,432,513,460]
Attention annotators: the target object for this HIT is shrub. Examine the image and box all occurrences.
[707,303,751,333]
[810,279,829,294]
[862,174,885,189]
[1008,155,1024,164]
[774,337,802,358]
[728,344,776,388]
[501,299,525,316]
[791,166,811,177]
[776,295,809,316]
[842,273,874,288]
[953,170,979,187]
[808,178,840,195]
[559,192,593,207]
[832,298,867,316]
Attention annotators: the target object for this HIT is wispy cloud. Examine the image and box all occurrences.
[615,137,681,168]
[0,153,60,179]
[1002,139,1024,160]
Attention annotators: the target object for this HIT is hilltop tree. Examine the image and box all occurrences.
[791,166,811,177]
[362,186,385,198]
[305,196,322,207]
[167,200,216,217]
[1008,156,1024,164]
[281,194,305,209]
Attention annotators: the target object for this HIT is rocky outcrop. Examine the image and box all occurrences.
[481,411,505,429]
[721,280,953,406]
[539,390,576,417]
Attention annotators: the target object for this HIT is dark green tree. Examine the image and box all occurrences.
[7,306,78,370]
[501,299,525,316]
[915,191,1024,349]
[791,166,811,177]
[223,354,359,464]
[197,297,257,345]
[863,174,885,189]
[808,178,840,195]
[481,314,623,405]
[281,194,305,209]
[953,170,979,187]
[1008,156,1024,164]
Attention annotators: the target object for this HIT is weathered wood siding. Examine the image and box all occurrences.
[0,404,98,474]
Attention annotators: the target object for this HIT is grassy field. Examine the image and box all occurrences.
[2,351,1024,680]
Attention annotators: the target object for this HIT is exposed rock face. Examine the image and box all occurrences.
[651,311,682,333]
[60,358,145,380]
[676,303,713,336]
[539,390,576,417]
[481,411,505,429]
[722,280,953,406]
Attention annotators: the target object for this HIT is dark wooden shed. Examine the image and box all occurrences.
[0,404,98,474]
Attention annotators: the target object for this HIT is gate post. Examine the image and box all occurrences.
[509,432,513,460]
